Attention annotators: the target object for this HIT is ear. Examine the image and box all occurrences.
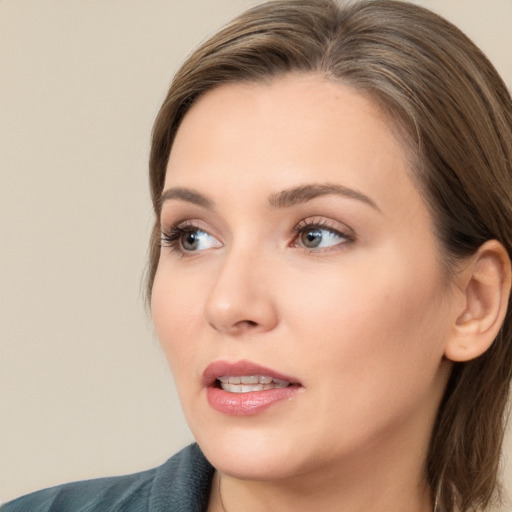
[445,240,511,362]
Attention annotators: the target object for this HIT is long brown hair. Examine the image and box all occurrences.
[146,1,512,510]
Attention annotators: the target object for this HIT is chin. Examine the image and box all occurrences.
[205,445,302,481]
[192,423,310,481]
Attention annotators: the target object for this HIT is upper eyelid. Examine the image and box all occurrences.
[162,218,215,235]
[173,219,205,230]
[293,217,355,237]
[160,208,226,236]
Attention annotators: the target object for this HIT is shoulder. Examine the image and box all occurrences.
[1,444,214,512]
[1,469,155,512]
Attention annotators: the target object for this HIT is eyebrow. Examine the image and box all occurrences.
[160,182,380,212]
[268,183,380,211]
[160,187,214,209]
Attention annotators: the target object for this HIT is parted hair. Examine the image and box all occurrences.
[147,1,512,510]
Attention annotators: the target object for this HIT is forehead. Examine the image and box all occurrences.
[165,74,422,219]
[171,75,397,164]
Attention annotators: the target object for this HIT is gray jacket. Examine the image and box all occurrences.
[1,444,214,512]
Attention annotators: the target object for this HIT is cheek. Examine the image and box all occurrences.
[151,263,204,374]
[282,263,450,451]
[286,254,449,390]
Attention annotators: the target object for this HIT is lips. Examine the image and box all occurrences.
[203,360,302,416]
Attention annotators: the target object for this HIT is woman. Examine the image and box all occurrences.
[3,0,511,511]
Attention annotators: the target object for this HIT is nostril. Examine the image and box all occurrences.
[234,319,259,329]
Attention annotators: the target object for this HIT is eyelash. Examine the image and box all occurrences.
[160,219,354,254]
[160,222,204,250]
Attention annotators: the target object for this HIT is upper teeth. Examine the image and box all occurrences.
[217,375,290,393]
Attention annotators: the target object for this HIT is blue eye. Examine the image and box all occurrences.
[161,225,221,252]
[180,229,219,251]
[295,223,351,250]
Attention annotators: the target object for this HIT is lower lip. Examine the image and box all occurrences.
[206,385,300,416]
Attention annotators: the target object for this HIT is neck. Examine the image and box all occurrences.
[213,461,433,512]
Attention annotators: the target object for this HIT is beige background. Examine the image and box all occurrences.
[1,0,511,505]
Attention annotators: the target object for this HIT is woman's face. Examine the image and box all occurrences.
[152,75,455,482]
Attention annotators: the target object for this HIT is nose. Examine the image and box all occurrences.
[204,247,279,336]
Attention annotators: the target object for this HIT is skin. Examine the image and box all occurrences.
[151,74,459,512]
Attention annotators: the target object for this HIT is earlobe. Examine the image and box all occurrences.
[445,240,512,362]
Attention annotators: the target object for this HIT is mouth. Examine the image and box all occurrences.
[203,360,302,416]
[202,359,300,390]
[216,375,291,393]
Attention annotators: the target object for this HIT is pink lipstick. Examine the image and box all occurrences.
[203,360,302,416]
